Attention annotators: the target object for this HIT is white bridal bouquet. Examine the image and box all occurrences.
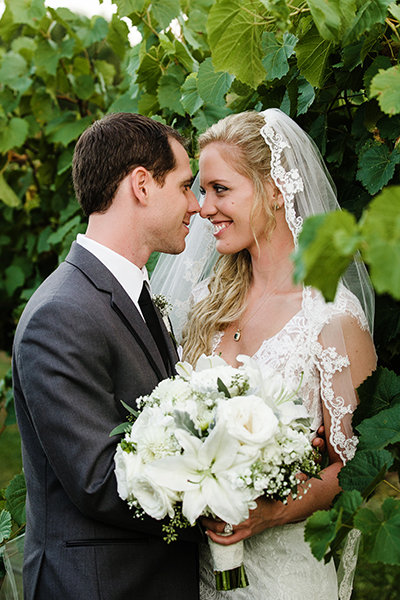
[113,354,320,591]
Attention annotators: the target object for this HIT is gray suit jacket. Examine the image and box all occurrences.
[12,242,200,600]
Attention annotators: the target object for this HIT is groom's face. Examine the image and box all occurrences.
[147,138,200,255]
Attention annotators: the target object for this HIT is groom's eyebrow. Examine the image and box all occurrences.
[182,176,195,186]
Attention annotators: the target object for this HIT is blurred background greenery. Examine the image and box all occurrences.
[0,352,21,490]
[0,0,399,596]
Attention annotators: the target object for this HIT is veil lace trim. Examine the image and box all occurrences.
[259,122,304,243]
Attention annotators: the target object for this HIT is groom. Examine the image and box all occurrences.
[12,113,201,599]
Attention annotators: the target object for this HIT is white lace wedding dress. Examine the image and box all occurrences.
[196,281,370,600]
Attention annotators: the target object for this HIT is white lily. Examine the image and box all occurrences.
[148,425,254,525]
[195,353,229,371]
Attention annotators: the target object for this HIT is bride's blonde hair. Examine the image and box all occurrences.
[182,111,277,364]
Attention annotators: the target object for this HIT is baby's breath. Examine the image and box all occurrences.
[152,293,172,317]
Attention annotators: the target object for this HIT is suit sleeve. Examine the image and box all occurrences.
[15,298,201,542]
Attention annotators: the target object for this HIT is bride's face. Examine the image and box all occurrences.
[199,142,269,255]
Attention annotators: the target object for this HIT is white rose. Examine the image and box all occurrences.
[131,473,178,520]
[114,445,144,501]
[218,395,279,446]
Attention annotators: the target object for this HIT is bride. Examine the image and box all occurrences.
[151,109,376,600]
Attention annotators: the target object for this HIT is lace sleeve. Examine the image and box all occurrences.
[315,305,376,463]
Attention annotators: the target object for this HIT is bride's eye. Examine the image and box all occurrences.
[214,184,228,193]
[199,186,206,196]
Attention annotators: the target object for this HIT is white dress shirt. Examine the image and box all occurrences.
[76,234,148,318]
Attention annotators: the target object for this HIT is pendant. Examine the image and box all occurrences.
[233,329,241,342]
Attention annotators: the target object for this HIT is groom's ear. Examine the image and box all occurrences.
[130,166,154,206]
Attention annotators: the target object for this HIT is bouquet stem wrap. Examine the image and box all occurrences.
[208,537,249,590]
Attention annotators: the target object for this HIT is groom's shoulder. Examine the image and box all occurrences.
[16,248,105,330]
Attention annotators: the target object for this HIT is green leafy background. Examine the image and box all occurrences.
[0,0,399,592]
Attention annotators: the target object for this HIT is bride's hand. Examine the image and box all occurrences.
[201,498,286,546]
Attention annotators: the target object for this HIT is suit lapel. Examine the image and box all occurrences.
[65,242,169,381]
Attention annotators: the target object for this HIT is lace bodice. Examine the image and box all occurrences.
[194,280,368,464]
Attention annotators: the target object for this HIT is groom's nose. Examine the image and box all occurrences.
[188,189,200,215]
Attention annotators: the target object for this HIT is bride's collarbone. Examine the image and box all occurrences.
[218,324,268,362]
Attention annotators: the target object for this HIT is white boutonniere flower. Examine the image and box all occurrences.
[152,293,173,335]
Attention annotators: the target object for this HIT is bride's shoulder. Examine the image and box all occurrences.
[309,283,369,331]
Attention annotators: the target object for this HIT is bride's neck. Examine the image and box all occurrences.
[249,234,296,292]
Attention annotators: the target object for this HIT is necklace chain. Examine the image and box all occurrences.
[233,272,292,342]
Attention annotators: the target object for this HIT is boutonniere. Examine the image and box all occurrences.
[152,293,173,335]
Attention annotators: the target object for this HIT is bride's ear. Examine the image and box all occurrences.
[266,177,283,211]
[130,166,153,206]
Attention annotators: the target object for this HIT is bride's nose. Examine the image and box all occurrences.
[199,192,217,220]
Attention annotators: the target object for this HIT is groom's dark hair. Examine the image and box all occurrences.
[72,112,186,216]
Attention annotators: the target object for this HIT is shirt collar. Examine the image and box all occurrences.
[76,234,149,307]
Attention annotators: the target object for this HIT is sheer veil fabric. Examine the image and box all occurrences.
[150,109,376,599]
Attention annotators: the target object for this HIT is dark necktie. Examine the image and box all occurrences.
[138,283,170,371]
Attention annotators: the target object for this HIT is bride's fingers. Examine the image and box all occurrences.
[205,527,250,545]
[200,516,225,534]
